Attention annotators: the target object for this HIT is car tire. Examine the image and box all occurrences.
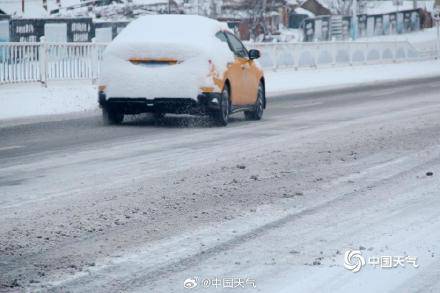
[213,84,230,126]
[102,107,124,125]
[244,82,265,121]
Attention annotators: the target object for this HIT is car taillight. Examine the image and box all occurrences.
[129,58,181,66]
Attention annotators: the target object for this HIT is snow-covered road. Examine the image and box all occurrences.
[1,77,440,292]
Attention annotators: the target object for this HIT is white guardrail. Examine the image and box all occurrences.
[0,39,107,85]
[0,39,436,85]
[250,40,436,70]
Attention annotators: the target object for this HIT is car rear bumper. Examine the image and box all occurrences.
[98,92,222,115]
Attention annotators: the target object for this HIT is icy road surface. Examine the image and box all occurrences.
[1,77,440,292]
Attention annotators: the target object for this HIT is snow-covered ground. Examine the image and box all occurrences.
[0,81,98,121]
[1,59,440,122]
[364,0,436,14]
[1,75,439,292]
[266,59,440,96]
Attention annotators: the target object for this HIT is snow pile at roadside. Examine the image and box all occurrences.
[266,59,440,96]
[0,81,98,121]
[101,15,234,99]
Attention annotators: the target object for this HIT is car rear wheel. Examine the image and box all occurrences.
[102,107,124,125]
[213,84,230,126]
[244,82,265,121]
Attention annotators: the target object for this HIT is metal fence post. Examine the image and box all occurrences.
[349,41,353,66]
[435,9,440,59]
[39,36,48,87]
[364,43,368,65]
[313,44,318,69]
[91,38,98,84]
[272,45,278,71]
[294,44,299,70]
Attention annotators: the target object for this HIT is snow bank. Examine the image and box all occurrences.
[266,59,440,96]
[101,15,234,99]
[0,81,97,121]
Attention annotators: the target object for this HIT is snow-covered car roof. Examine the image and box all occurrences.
[106,14,233,61]
[113,14,230,44]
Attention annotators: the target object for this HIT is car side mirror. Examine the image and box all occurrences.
[249,49,261,60]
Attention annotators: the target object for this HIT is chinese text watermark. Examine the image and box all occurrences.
[344,249,419,273]
[184,277,256,289]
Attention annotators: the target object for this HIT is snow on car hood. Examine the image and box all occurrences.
[101,15,235,99]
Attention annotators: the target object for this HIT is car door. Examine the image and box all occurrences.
[225,32,259,106]
[224,32,250,106]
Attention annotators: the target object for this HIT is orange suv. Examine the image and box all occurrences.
[98,15,266,126]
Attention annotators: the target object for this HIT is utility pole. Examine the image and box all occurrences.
[22,0,25,14]
[262,0,267,38]
[435,1,440,59]
[393,0,402,33]
[352,0,358,40]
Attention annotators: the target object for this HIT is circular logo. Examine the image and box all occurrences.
[344,250,366,273]
[183,278,198,289]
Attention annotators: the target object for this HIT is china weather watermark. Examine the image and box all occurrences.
[344,249,419,273]
[184,276,256,289]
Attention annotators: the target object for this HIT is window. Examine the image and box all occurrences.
[215,31,228,43]
[225,32,248,59]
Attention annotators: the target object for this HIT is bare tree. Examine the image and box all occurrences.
[239,0,281,40]
[326,0,368,15]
